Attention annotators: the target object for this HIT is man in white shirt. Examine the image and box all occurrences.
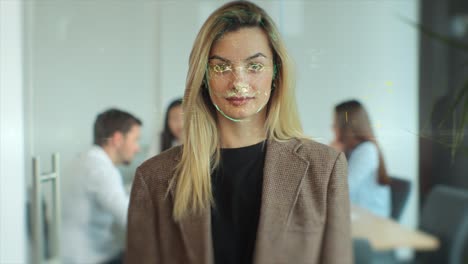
[61,109,142,264]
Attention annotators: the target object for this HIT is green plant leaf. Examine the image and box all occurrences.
[401,17,468,158]
[451,89,468,159]
[400,17,468,51]
[435,76,468,130]
[451,80,468,111]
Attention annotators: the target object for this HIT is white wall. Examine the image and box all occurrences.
[158,0,420,230]
[24,0,161,181]
[0,1,27,262]
[158,1,212,112]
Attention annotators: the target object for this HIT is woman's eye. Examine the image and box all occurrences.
[212,64,231,73]
[248,63,264,72]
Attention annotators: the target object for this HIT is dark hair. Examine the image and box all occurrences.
[335,100,391,185]
[93,108,142,147]
[160,98,183,152]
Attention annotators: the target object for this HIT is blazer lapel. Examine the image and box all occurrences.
[168,155,214,264]
[253,139,310,263]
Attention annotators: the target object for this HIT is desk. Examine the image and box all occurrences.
[351,206,440,251]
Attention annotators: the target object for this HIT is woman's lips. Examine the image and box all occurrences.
[226,96,254,106]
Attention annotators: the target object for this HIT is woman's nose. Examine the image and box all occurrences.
[232,81,250,93]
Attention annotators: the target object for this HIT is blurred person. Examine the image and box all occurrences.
[61,108,142,264]
[126,1,352,264]
[331,100,391,218]
[160,98,184,152]
[148,98,184,157]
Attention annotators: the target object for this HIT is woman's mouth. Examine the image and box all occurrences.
[226,96,254,106]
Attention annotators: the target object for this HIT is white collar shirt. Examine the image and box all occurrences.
[61,145,129,263]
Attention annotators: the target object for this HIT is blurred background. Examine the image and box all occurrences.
[1,0,467,263]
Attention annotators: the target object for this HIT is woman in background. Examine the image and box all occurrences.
[148,98,183,157]
[331,100,391,218]
[160,98,183,152]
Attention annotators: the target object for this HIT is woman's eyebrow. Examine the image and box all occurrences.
[245,52,268,61]
[208,52,268,63]
[208,55,230,63]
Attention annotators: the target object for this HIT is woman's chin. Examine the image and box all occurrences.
[219,110,261,123]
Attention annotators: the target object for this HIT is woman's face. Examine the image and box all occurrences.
[207,27,275,122]
[168,105,183,141]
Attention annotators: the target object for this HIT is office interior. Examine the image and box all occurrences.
[1,0,467,263]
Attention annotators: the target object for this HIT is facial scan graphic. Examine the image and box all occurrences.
[206,27,276,122]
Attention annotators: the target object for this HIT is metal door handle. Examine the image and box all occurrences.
[31,153,61,264]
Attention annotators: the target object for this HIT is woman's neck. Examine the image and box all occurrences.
[217,112,267,148]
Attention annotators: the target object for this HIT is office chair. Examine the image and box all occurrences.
[389,176,411,221]
[353,239,374,264]
[417,185,468,264]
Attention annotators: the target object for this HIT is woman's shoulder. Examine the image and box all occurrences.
[136,145,181,184]
[353,141,378,156]
[274,138,344,169]
[277,138,347,190]
[293,138,343,163]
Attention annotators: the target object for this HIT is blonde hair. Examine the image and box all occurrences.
[171,0,304,221]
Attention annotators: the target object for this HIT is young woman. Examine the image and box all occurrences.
[332,100,391,218]
[126,2,352,263]
[160,98,183,152]
[148,98,184,157]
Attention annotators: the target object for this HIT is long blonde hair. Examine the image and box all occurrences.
[171,1,304,221]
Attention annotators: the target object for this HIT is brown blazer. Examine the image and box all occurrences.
[125,138,352,264]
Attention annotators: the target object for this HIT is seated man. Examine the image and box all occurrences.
[61,108,142,264]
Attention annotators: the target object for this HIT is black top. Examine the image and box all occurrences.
[211,141,266,264]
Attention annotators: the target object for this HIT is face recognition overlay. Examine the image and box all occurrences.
[206,27,276,123]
